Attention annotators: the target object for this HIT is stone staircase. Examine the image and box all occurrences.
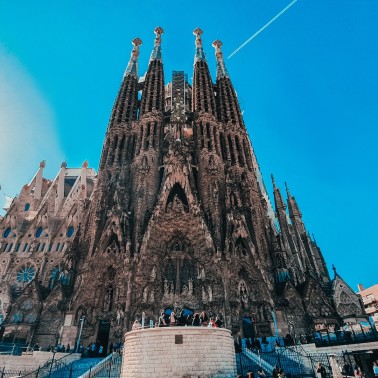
[0,351,81,373]
[49,358,104,378]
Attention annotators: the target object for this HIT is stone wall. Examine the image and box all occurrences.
[120,327,237,378]
[0,351,81,372]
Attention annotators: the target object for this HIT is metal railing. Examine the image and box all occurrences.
[313,328,378,347]
[78,353,122,378]
[236,346,342,378]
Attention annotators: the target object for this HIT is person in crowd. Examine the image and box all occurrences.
[66,344,71,353]
[192,313,200,326]
[186,313,193,326]
[208,317,216,328]
[373,361,378,377]
[164,311,170,326]
[132,319,142,330]
[234,336,242,354]
[354,364,364,377]
[278,368,285,378]
[170,311,177,326]
[215,316,223,328]
[200,311,209,326]
[178,310,186,326]
[109,342,114,354]
[272,365,279,378]
[158,312,166,327]
[61,344,66,353]
[316,362,327,378]
[257,368,266,377]
[254,338,261,352]
[99,345,104,356]
[33,342,40,351]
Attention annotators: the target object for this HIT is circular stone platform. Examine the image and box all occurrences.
[120,326,237,378]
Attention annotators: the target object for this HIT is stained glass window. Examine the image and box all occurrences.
[66,226,75,238]
[35,227,43,238]
[17,264,36,284]
[3,228,11,238]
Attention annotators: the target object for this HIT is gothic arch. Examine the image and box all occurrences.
[165,183,189,213]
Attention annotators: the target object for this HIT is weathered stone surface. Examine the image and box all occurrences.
[120,327,236,378]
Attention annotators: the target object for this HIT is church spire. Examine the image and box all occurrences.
[213,40,244,126]
[212,40,229,79]
[285,181,307,237]
[192,28,217,117]
[140,27,165,116]
[124,37,142,78]
[106,38,141,132]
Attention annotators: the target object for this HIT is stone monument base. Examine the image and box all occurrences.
[121,326,237,378]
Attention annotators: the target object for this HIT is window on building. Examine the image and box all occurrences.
[35,227,43,238]
[3,228,11,238]
[24,203,30,211]
[66,226,75,238]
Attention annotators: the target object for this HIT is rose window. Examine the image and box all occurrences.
[17,265,36,284]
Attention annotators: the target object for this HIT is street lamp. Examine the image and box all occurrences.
[76,316,85,353]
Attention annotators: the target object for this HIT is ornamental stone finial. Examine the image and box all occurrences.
[40,160,46,168]
[154,27,164,48]
[193,28,203,47]
[150,27,163,61]
[212,40,223,60]
[131,37,142,60]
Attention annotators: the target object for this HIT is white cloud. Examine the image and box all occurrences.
[0,45,64,214]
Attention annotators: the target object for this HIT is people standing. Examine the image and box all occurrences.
[158,312,166,327]
[192,313,200,326]
[170,311,177,326]
[316,362,327,378]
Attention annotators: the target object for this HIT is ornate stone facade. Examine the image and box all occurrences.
[0,27,366,348]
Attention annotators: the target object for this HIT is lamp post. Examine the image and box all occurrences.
[76,316,85,353]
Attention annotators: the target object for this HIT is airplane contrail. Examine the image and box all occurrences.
[228,0,299,59]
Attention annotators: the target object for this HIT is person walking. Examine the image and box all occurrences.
[316,362,327,378]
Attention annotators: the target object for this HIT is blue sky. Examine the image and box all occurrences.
[0,0,377,291]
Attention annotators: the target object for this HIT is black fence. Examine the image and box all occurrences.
[313,327,378,347]
[236,346,345,378]
[18,352,122,378]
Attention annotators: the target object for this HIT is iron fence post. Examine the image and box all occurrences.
[35,365,40,378]
[108,355,113,378]
[89,365,92,378]
[308,354,315,378]
[48,352,56,378]
[1,366,5,378]
[69,363,73,378]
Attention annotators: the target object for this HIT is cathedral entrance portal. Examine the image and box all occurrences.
[242,316,255,339]
[97,320,110,355]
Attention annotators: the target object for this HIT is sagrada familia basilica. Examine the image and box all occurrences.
[0,28,366,349]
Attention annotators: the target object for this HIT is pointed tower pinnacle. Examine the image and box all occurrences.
[124,37,142,78]
[285,182,303,220]
[193,27,206,62]
[212,40,229,79]
[150,26,164,62]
